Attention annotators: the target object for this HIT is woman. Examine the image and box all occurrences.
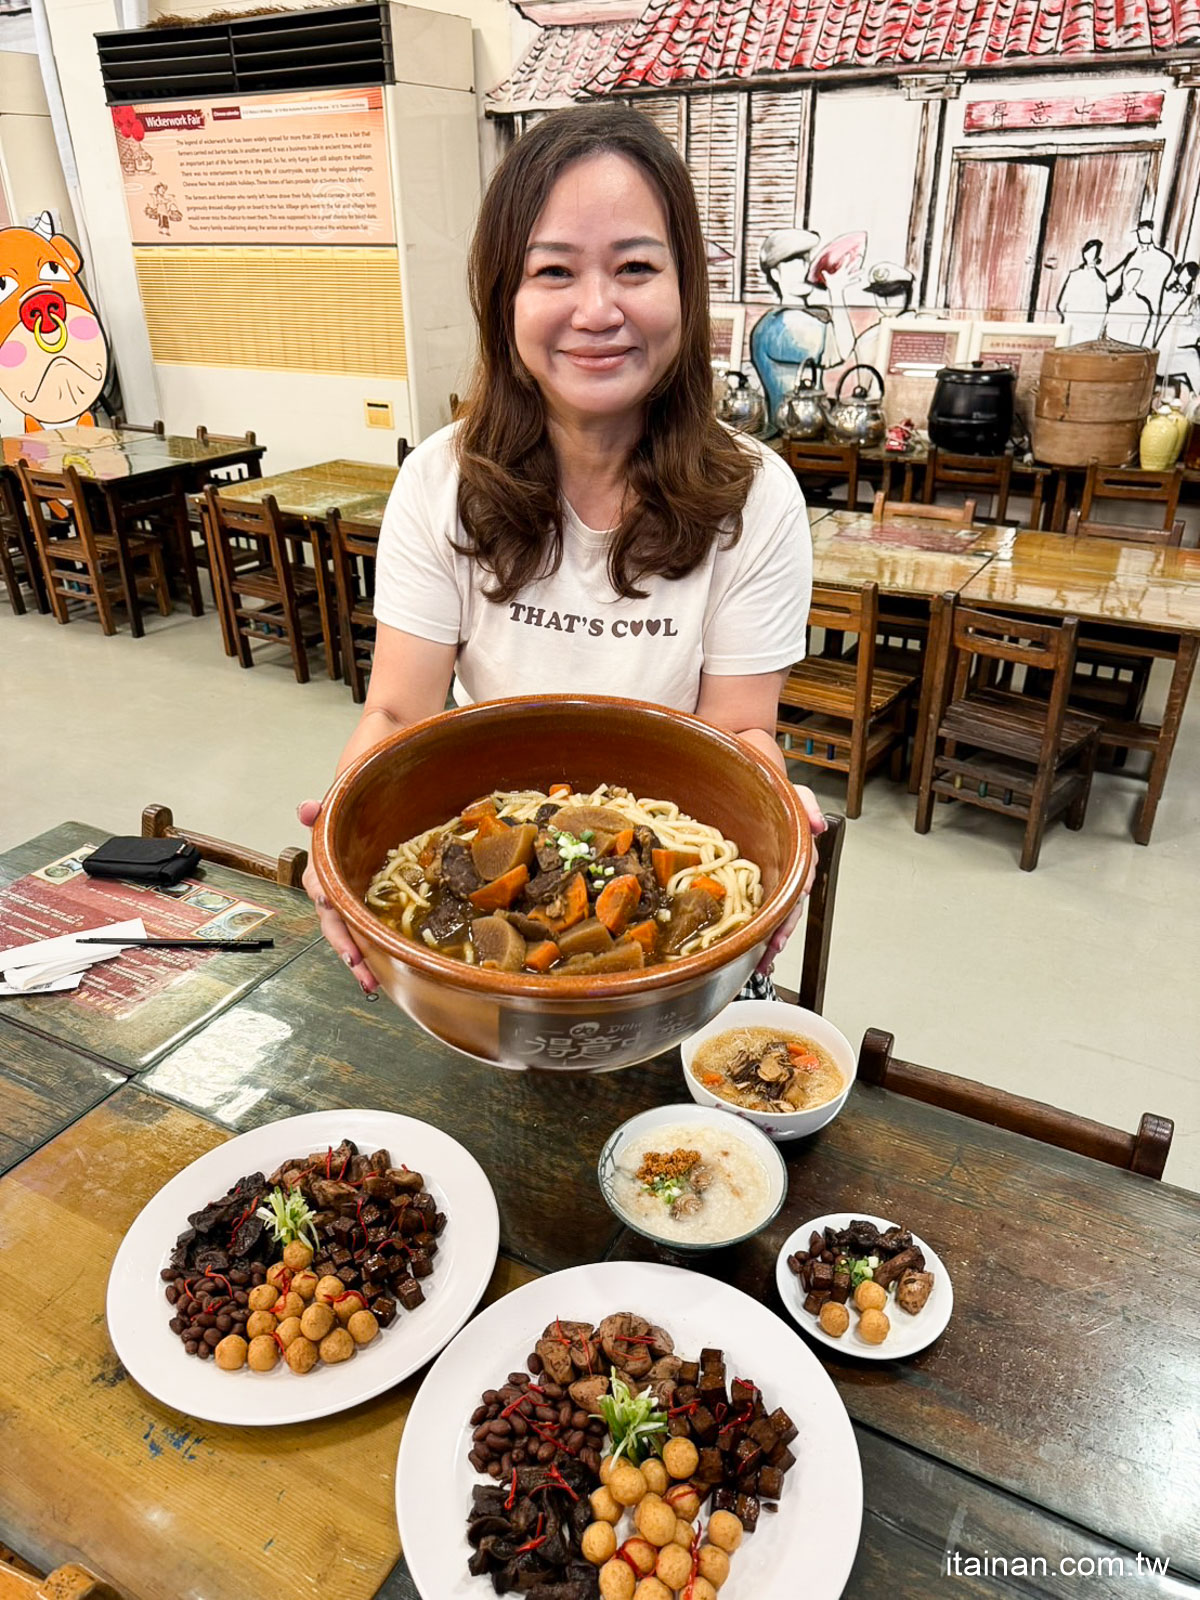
[300,103,822,994]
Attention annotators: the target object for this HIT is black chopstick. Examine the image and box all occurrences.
[77,937,275,950]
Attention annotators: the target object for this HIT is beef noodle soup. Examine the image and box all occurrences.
[365,784,762,978]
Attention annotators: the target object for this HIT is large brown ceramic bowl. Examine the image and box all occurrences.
[314,696,812,1073]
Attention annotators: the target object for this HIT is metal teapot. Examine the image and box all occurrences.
[826,363,886,447]
[715,368,766,435]
[776,358,828,440]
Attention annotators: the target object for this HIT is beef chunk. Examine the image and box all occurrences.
[525,867,575,907]
[418,892,472,949]
[873,1246,926,1290]
[440,841,482,898]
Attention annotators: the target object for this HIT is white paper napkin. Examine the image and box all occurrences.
[0,918,147,993]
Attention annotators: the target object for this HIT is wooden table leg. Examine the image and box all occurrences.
[171,478,204,616]
[1134,633,1198,845]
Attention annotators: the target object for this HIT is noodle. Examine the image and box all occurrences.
[365,784,761,961]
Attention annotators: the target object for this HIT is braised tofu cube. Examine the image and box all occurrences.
[396,1277,425,1311]
[677,1360,699,1386]
[767,1407,798,1447]
[696,1447,724,1484]
[803,1289,831,1315]
[730,1378,758,1407]
[766,1443,796,1475]
[712,1487,738,1514]
[735,1493,760,1533]
[699,1347,724,1371]
[691,1404,719,1444]
[757,1466,785,1501]
[748,1417,780,1453]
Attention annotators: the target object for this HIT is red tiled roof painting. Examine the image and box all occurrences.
[498,0,1200,105]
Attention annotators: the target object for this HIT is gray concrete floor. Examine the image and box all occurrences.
[3,599,1197,1190]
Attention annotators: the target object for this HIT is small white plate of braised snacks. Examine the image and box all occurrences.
[106,1108,499,1425]
[397,1258,862,1600]
[775,1213,953,1360]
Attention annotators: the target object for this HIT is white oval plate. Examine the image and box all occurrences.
[107,1108,499,1426]
[776,1212,953,1360]
[397,1259,862,1599]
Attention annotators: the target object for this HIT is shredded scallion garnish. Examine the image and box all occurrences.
[592,1376,668,1466]
[256,1185,319,1251]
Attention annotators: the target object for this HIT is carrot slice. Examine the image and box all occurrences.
[468,864,529,911]
[651,848,702,888]
[524,940,561,973]
[461,797,498,824]
[621,919,657,954]
[472,813,510,841]
[557,872,588,930]
[602,828,635,858]
[595,874,642,938]
[548,783,572,800]
[690,874,727,901]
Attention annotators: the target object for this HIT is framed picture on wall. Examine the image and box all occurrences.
[967,322,1073,382]
[710,305,746,368]
[875,318,971,378]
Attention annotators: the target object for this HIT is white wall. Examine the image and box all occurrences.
[41,0,159,417]
[0,48,74,230]
[808,87,923,282]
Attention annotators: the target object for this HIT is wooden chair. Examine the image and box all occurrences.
[858,1028,1174,1180]
[142,803,307,887]
[776,583,919,817]
[17,462,171,637]
[328,508,379,703]
[773,812,845,1015]
[0,1559,124,1599]
[101,476,201,616]
[1066,508,1184,547]
[1079,459,1183,532]
[924,447,1041,527]
[187,427,263,605]
[118,418,164,436]
[397,437,412,467]
[0,472,47,615]
[914,595,1102,870]
[204,487,328,682]
[872,491,977,525]
[784,440,861,511]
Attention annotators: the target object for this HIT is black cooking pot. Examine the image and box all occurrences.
[928,361,1015,456]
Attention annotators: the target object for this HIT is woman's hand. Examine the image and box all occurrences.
[756,785,826,976]
[297,799,378,997]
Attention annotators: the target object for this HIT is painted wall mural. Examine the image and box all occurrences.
[0,212,110,432]
[487,0,1200,427]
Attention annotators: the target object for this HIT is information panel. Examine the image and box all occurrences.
[113,87,394,247]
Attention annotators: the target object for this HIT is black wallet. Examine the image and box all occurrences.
[83,836,202,887]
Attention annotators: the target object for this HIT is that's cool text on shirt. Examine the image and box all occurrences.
[508,604,678,638]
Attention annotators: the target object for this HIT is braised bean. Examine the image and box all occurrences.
[470,1405,487,1426]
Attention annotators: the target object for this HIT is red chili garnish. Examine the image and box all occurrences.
[501,1392,533,1419]
[325,1145,333,1179]
[227,1206,253,1245]
[529,1418,576,1457]
[354,1197,371,1253]
[336,1151,352,1181]
[202,1268,234,1297]
[526,1383,546,1398]
[543,1463,578,1501]
[514,1514,546,1555]
[615,1543,645,1577]
[668,1400,698,1416]
[504,1469,519,1510]
[713,1401,728,1425]
[271,1330,287,1356]
[333,1290,365,1308]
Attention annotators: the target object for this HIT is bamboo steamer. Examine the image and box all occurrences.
[1032,338,1157,465]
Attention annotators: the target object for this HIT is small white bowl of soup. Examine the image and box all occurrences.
[597,1102,788,1252]
[680,1000,856,1141]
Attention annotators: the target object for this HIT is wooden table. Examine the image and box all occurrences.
[2,852,1198,1597]
[2,426,267,618]
[219,460,395,526]
[960,533,1200,843]
[0,822,321,1073]
[1,427,265,485]
[811,508,995,598]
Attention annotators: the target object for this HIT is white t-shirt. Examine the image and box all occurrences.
[372,423,811,712]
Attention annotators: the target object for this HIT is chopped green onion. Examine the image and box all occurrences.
[256,1186,319,1252]
[592,1376,668,1466]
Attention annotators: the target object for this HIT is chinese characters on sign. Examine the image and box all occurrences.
[965,92,1164,134]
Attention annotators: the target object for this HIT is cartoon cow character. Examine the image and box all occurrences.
[0,211,110,432]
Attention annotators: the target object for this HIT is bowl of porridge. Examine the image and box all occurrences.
[681,1000,856,1141]
[597,1102,787,1252]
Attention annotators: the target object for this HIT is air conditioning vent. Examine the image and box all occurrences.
[97,3,392,104]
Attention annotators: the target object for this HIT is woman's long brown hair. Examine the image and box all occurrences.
[455,104,757,602]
